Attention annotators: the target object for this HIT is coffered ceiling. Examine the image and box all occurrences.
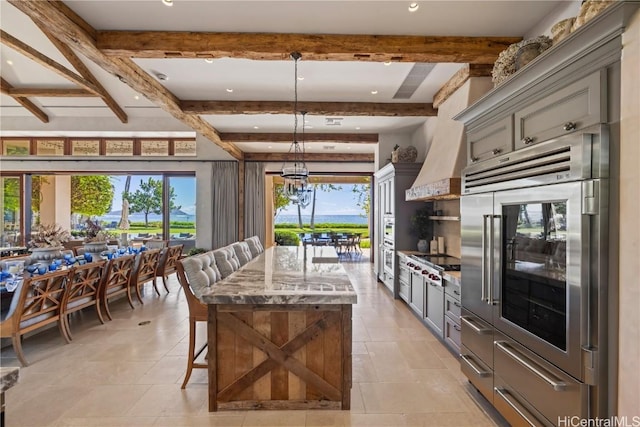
[0,0,565,162]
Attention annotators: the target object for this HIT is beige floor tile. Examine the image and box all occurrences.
[305,410,347,426]
[396,340,447,369]
[54,417,158,426]
[153,415,246,426]
[352,353,378,383]
[136,356,189,384]
[344,413,410,426]
[359,382,469,414]
[62,384,152,418]
[127,384,208,417]
[242,410,307,426]
[404,412,496,426]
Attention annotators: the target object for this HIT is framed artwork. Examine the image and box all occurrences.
[105,139,134,156]
[141,139,169,156]
[1,139,31,156]
[71,139,100,156]
[173,139,197,156]
[35,139,65,156]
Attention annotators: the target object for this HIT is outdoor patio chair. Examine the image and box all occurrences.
[0,269,70,366]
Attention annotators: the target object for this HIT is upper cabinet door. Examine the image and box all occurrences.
[515,70,605,149]
[467,116,514,165]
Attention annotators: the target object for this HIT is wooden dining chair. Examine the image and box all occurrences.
[154,244,184,293]
[130,248,163,301]
[0,269,70,366]
[61,260,107,339]
[176,257,212,388]
[99,254,136,321]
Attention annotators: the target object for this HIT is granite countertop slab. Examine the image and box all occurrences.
[443,271,461,286]
[0,367,19,393]
[199,246,357,305]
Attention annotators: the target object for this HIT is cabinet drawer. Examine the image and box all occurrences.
[398,265,410,284]
[460,309,493,368]
[444,279,461,299]
[460,345,493,405]
[467,116,513,164]
[515,70,604,149]
[494,375,554,427]
[444,315,461,354]
[399,278,409,303]
[493,331,587,423]
[444,293,461,319]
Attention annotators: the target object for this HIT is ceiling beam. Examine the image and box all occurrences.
[1,78,49,123]
[433,64,494,108]
[220,133,378,143]
[184,101,436,117]
[3,87,96,97]
[35,22,129,123]
[0,29,100,96]
[244,152,374,162]
[7,0,243,160]
[97,31,520,64]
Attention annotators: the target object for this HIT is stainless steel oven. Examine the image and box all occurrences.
[382,242,395,277]
[460,126,610,424]
[383,217,394,242]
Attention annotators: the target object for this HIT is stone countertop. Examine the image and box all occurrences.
[198,246,357,305]
[443,271,461,286]
[0,367,19,393]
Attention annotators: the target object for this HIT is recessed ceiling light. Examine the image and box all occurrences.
[297,76,305,81]
[355,127,361,130]
[347,147,351,150]
[226,88,233,93]
[253,126,259,129]
[268,145,272,149]
[204,58,213,63]
[155,73,168,81]
[371,90,378,95]
[134,95,140,100]
[307,126,313,129]
[162,0,173,6]
[6,59,13,66]
[408,2,419,12]
[384,61,392,66]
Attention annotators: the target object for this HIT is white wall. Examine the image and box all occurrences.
[525,1,581,39]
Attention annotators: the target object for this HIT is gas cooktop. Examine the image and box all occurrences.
[410,254,461,271]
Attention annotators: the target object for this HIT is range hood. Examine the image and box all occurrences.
[406,77,492,201]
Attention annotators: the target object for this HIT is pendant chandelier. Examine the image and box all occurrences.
[281,52,311,208]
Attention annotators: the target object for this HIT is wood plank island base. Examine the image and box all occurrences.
[198,246,357,411]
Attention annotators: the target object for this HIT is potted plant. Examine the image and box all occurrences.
[83,218,109,259]
[28,223,71,261]
[410,207,432,253]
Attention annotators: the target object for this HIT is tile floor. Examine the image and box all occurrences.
[1,252,498,426]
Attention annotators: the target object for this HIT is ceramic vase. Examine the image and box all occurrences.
[29,246,63,262]
[417,239,428,253]
[84,241,108,259]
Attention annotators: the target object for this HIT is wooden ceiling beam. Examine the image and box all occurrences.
[7,0,243,160]
[433,64,494,108]
[183,101,435,117]
[97,31,520,64]
[3,87,96,97]
[221,133,378,143]
[244,152,374,162]
[0,29,100,96]
[35,22,129,123]
[1,78,49,123]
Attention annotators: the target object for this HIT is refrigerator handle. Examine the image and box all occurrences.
[488,214,501,305]
[481,214,491,303]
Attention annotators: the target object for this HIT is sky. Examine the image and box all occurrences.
[107,176,369,217]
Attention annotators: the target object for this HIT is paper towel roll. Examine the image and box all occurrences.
[437,237,445,254]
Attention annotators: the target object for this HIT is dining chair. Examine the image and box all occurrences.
[154,244,184,292]
[99,254,136,321]
[145,239,168,250]
[0,269,70,366]
[130,248,163,302]
[177,256,218,388]
[61,260,107,339]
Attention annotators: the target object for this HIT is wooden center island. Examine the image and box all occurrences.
[198,246,357,411]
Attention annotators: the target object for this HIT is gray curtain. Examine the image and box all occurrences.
[211,161,238,249]
[244,162,266,245]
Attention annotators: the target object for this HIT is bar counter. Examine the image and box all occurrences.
[198,246,357,411]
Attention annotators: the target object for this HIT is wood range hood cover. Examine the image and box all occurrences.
[406,77,493,201]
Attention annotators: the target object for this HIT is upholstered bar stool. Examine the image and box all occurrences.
[231,241,252,266]
[212,245,240,278]
[176,251,221,388]
[244,235,264,258]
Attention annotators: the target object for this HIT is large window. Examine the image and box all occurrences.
[1,176,22,247]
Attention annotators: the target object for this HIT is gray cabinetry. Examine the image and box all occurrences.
[424,280,444,337]
[398,253,410,303]
[443,277,461,354]
[468,116,513,164]
[409,269,424,317]
[515,70,604,149]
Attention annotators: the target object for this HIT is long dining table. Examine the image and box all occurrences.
[197,245,357,411]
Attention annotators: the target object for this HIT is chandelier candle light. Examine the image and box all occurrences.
[281,51,311,208]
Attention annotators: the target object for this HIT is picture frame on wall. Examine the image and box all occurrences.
[1,139,31,156]
[71,139,101,156]
[173,139,197,156]
[140,139,170,156]
[35,139,66,156]
[105,139,134,156]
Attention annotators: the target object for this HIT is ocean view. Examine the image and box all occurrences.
[275,214,368,225]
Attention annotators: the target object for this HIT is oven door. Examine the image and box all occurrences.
[383,245,395,275]
[491,181,598,381]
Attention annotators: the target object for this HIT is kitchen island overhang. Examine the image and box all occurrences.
[198,246,357,411]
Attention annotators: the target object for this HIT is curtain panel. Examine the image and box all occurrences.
[211,161,238,249]
[244,162,266,244]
